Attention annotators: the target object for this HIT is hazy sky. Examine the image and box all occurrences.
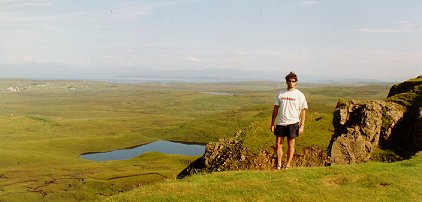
[0,0,421,81]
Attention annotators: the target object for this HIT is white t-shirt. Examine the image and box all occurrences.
[274,89,308,125]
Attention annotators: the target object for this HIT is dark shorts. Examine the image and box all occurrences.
[274,123,299,139]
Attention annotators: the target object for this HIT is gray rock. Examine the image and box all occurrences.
[328,100,405,164]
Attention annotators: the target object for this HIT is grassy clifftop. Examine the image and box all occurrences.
[387,76,422,107]
[105,152,422,201]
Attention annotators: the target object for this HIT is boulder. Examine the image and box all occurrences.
[329,76,422,164]
[328,100,405,164]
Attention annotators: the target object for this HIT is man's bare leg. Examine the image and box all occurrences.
[285,138,295,168]
[276,136,284,169]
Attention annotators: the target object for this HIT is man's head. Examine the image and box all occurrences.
[285,72,297,90]
[285,72,298,82]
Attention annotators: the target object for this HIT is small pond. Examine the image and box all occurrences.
[81,140,206,161]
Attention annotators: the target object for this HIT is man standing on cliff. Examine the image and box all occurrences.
[271,72,308,170]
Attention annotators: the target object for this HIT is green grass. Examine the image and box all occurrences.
[0,79,393,201]
[104,152,422,201]
[387,77,422,107]
[240,110,333,154]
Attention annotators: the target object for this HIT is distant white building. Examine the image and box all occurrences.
[5,87,20,92]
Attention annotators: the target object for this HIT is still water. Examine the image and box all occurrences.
[81,140,205,161]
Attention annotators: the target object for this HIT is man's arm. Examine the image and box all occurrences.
[298,109,306,135]
[271,105,279,132]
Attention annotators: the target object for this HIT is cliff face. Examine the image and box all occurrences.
[327,100,405,164]
[328,76,422,163]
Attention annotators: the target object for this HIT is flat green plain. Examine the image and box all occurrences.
[0,79,404,201]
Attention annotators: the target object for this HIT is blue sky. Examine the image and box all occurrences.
[0,0,421,81]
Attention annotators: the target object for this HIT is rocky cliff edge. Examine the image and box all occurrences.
[178,76,422,178]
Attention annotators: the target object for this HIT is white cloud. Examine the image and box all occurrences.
[298,0,319,7]
[397,20,413,31]
[354,27,407,33]
[354,21,413,33]
[0,10,51,22]
[6,0,188,23]
[0,0,51,10]
[0,1,57,24]
[111,5,152,20]
[233,50,246,56]
[111,1,189,20]
[230,48,306,60]
[183,56,201,62]
[0,1,178,25]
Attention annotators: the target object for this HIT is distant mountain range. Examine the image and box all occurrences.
[0,62,393,83]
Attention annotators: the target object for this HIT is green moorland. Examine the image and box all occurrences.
[0,79,401,201]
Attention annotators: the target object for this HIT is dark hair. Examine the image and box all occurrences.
[285,72,298,81]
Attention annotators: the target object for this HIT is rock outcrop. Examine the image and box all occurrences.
[328,76,422,163]
[178,131,329,178]
[327,100,405,164]
[177,132,272,178]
